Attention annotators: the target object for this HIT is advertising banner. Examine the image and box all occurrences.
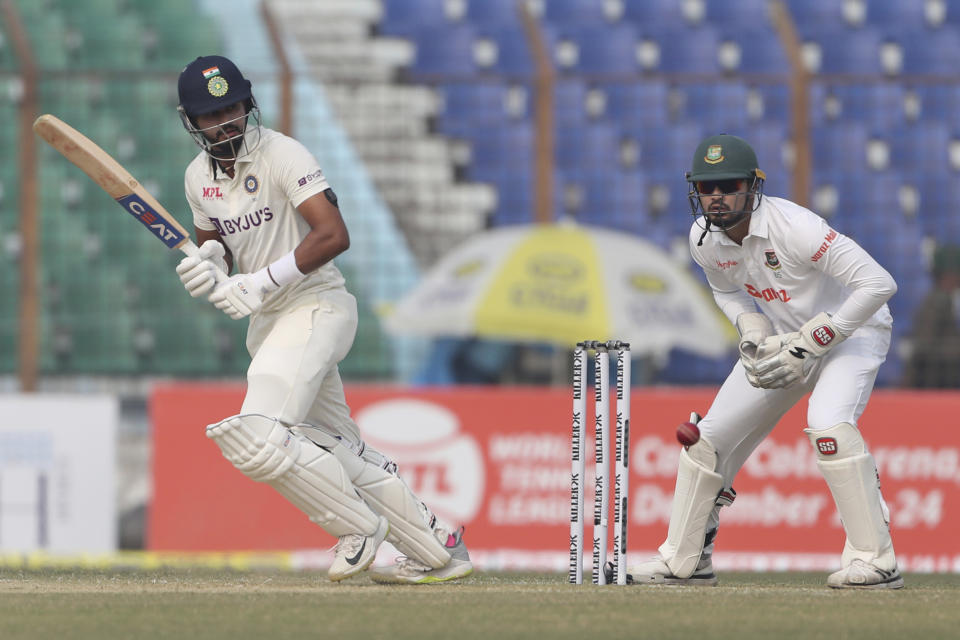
[0,394,117,553]
[150,384,960,572]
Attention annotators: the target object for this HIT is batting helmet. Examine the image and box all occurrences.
[177,55,252,117]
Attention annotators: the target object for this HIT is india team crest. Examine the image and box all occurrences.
[704,145,724,164]
[207,76,229,97]
[244,175,259,194]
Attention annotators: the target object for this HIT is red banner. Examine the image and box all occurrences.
[149,385,960,572]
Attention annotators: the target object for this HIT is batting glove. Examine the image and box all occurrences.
[735,312,774,387]
[176,239,227,298]
[208,250,306,320]
[751,312,846,389]
[209,270,277,319]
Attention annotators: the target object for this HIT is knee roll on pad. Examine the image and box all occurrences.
[206,414,380,538]
[804,422,897,572]
[659,437,724,578]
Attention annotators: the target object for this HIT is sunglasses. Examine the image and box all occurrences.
[696,179,745,194]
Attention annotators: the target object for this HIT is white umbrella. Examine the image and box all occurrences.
[384,223,735,358]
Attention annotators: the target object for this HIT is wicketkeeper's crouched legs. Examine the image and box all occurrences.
[805,422,903,588]
[628,436,730,585]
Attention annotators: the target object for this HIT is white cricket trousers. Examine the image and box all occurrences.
[239,287,364,448]
[699,325,891,486]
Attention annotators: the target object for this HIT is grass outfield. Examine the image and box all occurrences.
[2,569,959,639]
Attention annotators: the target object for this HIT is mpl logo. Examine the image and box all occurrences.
[816,437,838,456]
[356,399,484,524]
[202,186,224,200]
[811,324,836,346]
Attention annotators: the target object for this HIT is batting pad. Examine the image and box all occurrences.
[206,414,381,538]
[328,445,451,569]
[659,444,724,578]
[806,423,897,572]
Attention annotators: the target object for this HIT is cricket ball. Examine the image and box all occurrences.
[676,421,701,447]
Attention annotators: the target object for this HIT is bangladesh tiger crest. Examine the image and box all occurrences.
[764,250,782,278]
[704,144,724,164]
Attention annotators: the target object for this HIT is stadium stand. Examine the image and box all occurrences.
[4,0,957,386]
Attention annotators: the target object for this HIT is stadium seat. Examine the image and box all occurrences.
[900,28,960,75]
[652,26,722,73]
[381,0,454,35]
[474,25,536,76]
[679,84,751,132]
[717,29,790,73]
[704,0,773,27]
[803,28,884,74]
[465,0,522,27]
[602,80,670,133]
[409,25,478,76]
[542,0,612,25]
[622,0,699,28]
[812,123,869,171]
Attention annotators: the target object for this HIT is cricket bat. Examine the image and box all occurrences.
[32,113,225,281]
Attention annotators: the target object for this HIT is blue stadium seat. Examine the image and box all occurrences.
[553,79,589,125]
[579,169,649,233]
[438,82,513,133]
[381,0,452,35]
[705,0,774,27]
[718,29,790,73]
[806,28,884,74]
[467,121,534,178]
[829,85,908,132]
[680,84,751,132]
[543,0,611,25]
[408,25,478,76]
[653,26,721,73]
[812,123,868,170]
[889,122,950,177]
[866,1,931,29]
[555,122,619,172]
[602,80,670,133]
[475,25,535,76]
[623,0,696,29]
[756,84,791,122]
[465,0,522,27]
[549,24,639,74]
[900,28,960,75]
[784,0,844,27]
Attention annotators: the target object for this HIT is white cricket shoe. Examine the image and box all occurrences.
[827,559,904,589]
[626,554,718,586]
[369,527,473,585]
[328,516,390,582]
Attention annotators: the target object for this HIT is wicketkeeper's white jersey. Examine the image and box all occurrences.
[185,127,345,314]
[689,196,896,337]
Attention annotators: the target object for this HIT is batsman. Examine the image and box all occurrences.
[629,133,902,589]
[172,55,472,584]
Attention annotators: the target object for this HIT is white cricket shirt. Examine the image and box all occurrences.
[185,127,346,313]
[689,196,896,336]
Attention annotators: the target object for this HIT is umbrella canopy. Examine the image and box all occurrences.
[384,223,736,358]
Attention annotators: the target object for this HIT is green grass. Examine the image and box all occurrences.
[2,570,959,639]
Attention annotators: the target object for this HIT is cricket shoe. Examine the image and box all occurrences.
[328,516,390,582]
[369,527,473,585]
[624,554,718,586]
[827,559,904,589]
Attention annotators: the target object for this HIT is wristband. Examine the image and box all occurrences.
[251,251,306,294]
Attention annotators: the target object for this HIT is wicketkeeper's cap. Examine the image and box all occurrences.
[177,55,253,117]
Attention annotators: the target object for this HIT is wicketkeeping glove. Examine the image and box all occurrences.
[176,239,227,298]
[750,312,847,389]
[735,312,774,387]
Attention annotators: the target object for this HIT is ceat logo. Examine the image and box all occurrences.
[816,437,838,456]
[202,186,224,200]
[811,324,836,346]
[355,399,485,524]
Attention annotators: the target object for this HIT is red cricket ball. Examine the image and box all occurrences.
[676,421,701,447]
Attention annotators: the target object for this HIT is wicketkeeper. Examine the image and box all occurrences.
[629,133,902,589]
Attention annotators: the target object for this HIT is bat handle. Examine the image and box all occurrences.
[180,240,229,284]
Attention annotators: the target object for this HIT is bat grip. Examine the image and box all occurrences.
[180,240,229,284]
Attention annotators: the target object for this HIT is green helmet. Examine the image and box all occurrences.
[686,133,766,241]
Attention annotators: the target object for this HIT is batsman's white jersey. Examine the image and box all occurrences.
[184,126,358,437]
[686,196,897,484]
[185,127,345,316]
